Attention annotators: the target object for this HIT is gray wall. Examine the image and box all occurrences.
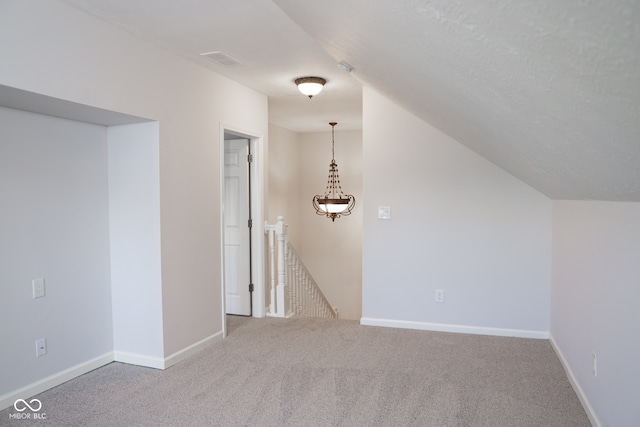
[361,87,552,335]
[551,200,640,427]
[268,124,363,320]
[0,107,113,394]
[1,0,268,408]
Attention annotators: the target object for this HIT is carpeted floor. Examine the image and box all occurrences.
[1,316,590,426]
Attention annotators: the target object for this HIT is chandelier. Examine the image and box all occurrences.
[312,122,355,221]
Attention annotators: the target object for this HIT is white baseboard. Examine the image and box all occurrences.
[1,332,226,411]
[113,351,165,369]
[265,312,296,319]
[360,317,549,339]
[0,352,114,411]
[163,330,223,369]
[115,330,224,370]
[549,333,602,427]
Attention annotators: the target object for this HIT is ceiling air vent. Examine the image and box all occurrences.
[200,51,244,68]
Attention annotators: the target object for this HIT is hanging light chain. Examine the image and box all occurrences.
[325,122,344,198]
[312,121,356,221]
[331,121,336,162]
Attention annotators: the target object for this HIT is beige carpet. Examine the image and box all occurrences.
[1,316,590,426]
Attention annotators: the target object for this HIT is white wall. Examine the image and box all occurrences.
[108,123,164,366]
[361,88,552,336]
[551,200,640,427]
[298,130,363,320]
[267,125,363,320]
[268,124,301,247]
[0,0,267,401]
[0,107,113,396]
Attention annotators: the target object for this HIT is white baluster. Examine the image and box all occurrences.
[275,216,286,317]
[291,257,298,315]
[265,219,338,319]
[265,224,276,316]
[303,274,308,316]
[304,271,311,317]
[285,242,292,317]
[313,281,317,316]
[313,286,318,317]
[296,259,303,315]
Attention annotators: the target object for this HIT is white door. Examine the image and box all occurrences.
[224,138,251,316]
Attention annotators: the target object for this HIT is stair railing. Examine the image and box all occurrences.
[264,216,338,319]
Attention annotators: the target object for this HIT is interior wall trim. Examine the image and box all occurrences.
[0,352,114,411]
[360,317,549,339]
[113,351,164,370]
[162,330,224,369]
[549,333,602,427]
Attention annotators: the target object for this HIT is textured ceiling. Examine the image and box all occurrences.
[58,0,640,201]
[274,0,640,201]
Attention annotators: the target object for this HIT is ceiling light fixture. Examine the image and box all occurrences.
[295,76,326,99]
[313,122,355,221]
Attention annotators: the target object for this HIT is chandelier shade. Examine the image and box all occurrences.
[312,122,355,221]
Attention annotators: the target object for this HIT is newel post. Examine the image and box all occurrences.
[275,216,286,317]
[265,220,276,316]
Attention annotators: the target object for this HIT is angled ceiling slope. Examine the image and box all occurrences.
[275,0,640,202]
[57,0,640,201]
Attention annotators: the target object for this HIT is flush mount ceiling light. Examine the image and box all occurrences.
[294,76,326,99]
[313,122,355,221]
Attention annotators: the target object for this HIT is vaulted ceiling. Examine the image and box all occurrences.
[60,0,640,201]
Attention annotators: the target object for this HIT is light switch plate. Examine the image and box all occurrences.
[33,278,45,298]
[378,206,391,220]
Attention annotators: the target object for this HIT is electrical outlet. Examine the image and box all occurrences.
[435,289,444,303]
[592,352,597,377]
[36,338,47,357]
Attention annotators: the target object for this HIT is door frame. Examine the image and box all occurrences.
[219,124,265,337]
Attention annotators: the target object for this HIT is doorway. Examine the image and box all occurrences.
[220,127,265,333]
[223,136,251,316]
